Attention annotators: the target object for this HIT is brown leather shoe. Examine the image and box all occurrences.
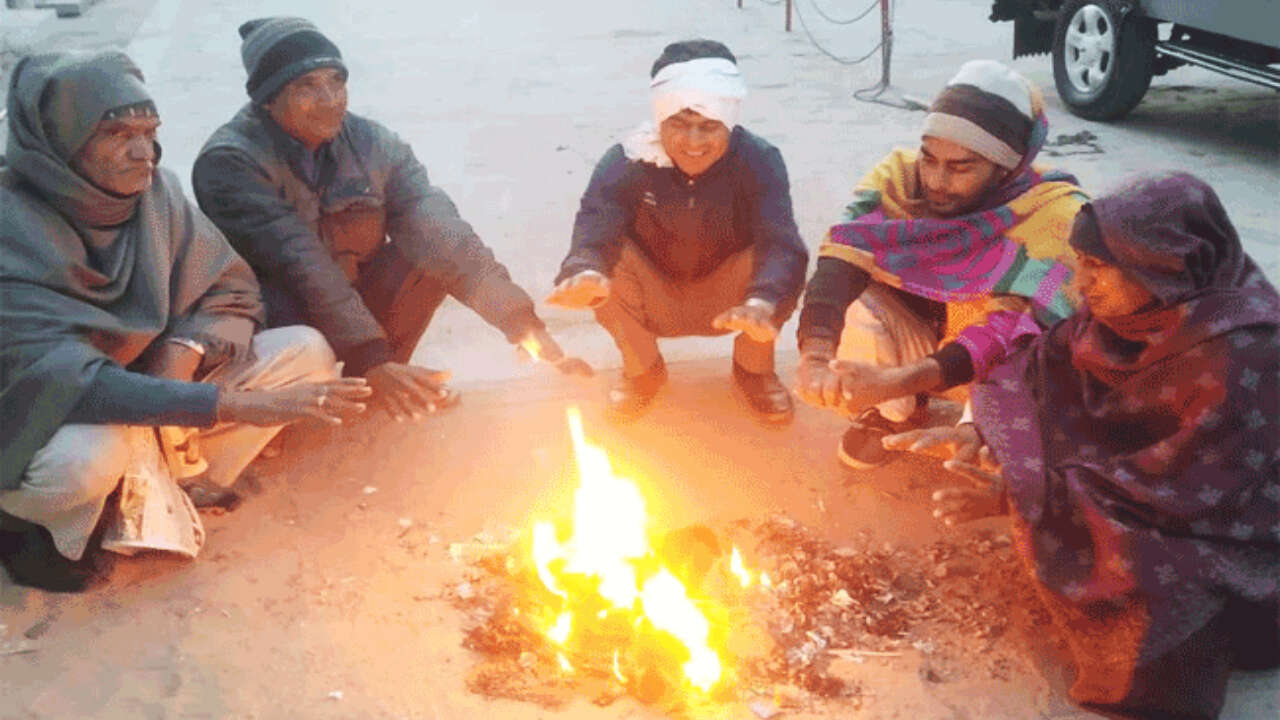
[606,357,667,420]
[732,365,794,424]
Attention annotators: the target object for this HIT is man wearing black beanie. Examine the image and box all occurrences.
[194,18,568,422]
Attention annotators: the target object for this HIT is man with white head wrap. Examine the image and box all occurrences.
[549,40,808,422]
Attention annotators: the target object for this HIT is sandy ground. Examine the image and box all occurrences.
[2,1,1278,718]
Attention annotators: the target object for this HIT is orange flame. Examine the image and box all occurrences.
[729,546,752,588]
[530,408,723,692]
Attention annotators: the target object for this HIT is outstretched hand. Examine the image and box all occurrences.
[545,270,611,310]
[217,378,371,427]
[365,362,454,422]
[882,424,982,464]
[711,300,777,343]
[826,358,906,414]
[794,346,852,411]
[931,446,1006,526]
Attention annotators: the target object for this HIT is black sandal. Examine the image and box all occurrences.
[180,477,242,511]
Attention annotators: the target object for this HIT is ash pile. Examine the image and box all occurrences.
[745,515,1053,694]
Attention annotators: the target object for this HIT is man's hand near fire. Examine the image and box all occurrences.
[546,270,611,309]
[795,338,852,410]
[711,298,777,343]
[217,378,372,426]
[365,362,455,423]
[796,342,929,415]
[824,357,945,415]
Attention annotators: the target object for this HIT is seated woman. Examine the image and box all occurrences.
[0,52,371,592]
[881,173,1279,719]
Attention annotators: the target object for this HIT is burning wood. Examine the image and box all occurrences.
[452,409,1053,714]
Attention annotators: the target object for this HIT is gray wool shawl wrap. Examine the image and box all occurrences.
[0,52,264,490]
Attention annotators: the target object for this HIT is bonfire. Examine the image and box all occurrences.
[456,408,1044,715]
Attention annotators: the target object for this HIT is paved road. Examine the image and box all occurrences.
[4,0,1276,383]
[1,3,1276,718]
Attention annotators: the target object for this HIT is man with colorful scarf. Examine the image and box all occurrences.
[549,40,808,422]
[194,18,569,423]
[795,60,1086,469]
[0,52,369,592]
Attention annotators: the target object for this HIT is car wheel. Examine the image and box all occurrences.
[1052,0,1155,120]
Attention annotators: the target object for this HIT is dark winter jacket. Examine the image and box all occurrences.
[193,105,540,375]
[556,127,808,316]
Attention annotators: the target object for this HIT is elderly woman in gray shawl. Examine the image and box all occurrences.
[0,52,371,592]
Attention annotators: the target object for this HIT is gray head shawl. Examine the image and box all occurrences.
[0,51,264,489]
[4,51,155,227]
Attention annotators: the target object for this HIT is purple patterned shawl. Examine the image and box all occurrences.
[973,173,1280,666]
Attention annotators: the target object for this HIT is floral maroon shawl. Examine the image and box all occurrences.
[972,173,1279,665]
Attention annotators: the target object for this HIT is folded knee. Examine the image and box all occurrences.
[264,325,339,380]
[24,426,134,507]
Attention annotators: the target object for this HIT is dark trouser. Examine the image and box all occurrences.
[264,241,449,364]
[593,242,794,378]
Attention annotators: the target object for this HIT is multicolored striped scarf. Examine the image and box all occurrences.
[821,147,1086,328]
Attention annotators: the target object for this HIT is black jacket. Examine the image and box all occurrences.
[193,105,539,375]
[557,127,808,315]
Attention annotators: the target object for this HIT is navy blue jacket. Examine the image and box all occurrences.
[557,127,808,313]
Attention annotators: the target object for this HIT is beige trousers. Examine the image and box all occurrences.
[0,326,337,560]
[592,243,787,377]
[837,283,939,423]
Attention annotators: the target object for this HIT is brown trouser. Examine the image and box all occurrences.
[593,243,792,378]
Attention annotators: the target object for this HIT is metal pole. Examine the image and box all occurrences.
[879,0,892,87]
[785,0,793,32]
[853,1,927,111]
[737,0,742,8]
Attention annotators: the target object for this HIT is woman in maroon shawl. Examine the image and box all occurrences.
[895,172,1279,718]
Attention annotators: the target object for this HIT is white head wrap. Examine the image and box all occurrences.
[623,57,748,166]
[649,56,747,129]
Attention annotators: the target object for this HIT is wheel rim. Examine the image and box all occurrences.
[1064,4,1115,95]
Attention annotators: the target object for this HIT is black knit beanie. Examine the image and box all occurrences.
[239,17,347,104]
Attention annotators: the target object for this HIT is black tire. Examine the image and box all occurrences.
[1052,0,1155,121]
